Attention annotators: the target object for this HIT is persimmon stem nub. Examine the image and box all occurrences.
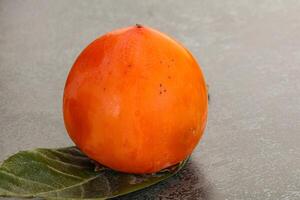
[136,24,143,28]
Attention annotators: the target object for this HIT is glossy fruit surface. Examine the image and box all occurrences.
[63,25,208,174]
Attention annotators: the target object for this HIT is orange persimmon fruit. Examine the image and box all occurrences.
[63,25,208,174]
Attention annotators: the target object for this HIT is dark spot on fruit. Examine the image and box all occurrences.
[163,89,167,93]
[160,83,162,87]
[168,76,171,79]
[128,64,132,67]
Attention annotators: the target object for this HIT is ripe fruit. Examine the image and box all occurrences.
[63,25,208,174]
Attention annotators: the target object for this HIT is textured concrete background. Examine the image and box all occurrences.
[1,0,300,199]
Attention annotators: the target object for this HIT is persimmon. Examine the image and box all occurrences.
[63,25,208,174]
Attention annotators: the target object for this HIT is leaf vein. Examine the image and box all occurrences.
[33,150,90,169]
[50,149,90,160]
[46,165,84,180]
[35,174,102,197]
[0,169,56,190]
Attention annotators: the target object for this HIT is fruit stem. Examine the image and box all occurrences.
[136,24,143,28]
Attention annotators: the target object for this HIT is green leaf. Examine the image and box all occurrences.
[0,147,188,199]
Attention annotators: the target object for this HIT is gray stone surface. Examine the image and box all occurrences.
[0,0,300,199]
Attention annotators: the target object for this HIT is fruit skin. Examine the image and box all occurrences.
[63,25,208,174]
